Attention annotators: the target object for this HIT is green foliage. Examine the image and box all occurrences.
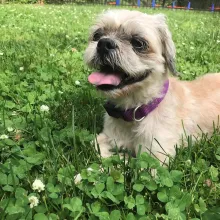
[0,4,220,220]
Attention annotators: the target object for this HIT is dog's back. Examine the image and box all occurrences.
[168,73,220,136]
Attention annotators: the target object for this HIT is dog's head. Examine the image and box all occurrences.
[84,10,176,98]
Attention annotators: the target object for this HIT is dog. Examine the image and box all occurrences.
[84,9,220,164]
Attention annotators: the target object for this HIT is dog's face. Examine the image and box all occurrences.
[85,10,176,98]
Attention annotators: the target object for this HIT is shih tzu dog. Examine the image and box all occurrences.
[84,9,220,164]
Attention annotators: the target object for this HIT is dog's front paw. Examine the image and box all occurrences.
[95,133,113,158]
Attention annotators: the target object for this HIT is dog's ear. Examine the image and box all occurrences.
[155,14,178,75]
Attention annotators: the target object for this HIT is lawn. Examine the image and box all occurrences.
[0,4,220,220]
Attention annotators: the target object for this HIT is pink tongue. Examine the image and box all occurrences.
[88,72,121,86]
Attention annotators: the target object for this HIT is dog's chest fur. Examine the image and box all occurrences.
[103,96,180,158]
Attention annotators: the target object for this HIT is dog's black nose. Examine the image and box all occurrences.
[97,38,117,55]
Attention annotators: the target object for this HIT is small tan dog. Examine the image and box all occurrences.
[84,9,220,164]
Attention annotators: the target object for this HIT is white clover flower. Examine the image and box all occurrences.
[28,196,39,208]
[7,127,14,132]
[58,90,63,94]
[190,46,194,50]
[74,173,82,185]
[65,35,70,39]
[40,105,49,112]
[185,159,191,166]
[19,67,24,71]
[87,167,93,172]
[0,52,3,56]
[75,80,80,85]
[32,179,45,192]
[217,40,220,44]
[11,111,17,116]
[0,134,9,140]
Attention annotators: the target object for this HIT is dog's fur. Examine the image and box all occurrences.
[84,9,220,163]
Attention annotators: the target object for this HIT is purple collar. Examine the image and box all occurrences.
[104,80,169,122]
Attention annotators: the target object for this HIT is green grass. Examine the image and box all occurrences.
[0,4,220,220]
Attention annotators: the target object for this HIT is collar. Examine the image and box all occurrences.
[104,80,169,122]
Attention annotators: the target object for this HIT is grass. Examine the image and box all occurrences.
[0,4,220,220]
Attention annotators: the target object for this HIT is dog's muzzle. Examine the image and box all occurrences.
[88,38,151,91]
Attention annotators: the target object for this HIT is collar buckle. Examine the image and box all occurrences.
[132,105,146,122]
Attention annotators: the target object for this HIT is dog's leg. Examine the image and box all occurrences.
[95,133,131,159]
[134,142,170,166]
[95,133,113,158]
[154,151,170,166]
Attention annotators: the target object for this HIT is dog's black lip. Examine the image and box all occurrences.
[96,66,151,91]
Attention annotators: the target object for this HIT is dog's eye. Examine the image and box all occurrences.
[131,38,147,51]
[93,31,103,41]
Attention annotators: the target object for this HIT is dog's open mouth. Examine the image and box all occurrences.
[88,66,150,91]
